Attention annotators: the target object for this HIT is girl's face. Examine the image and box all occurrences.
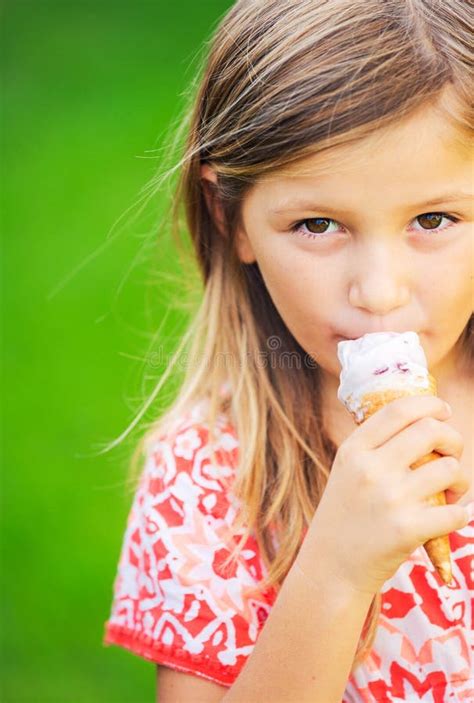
[229,105,473,385]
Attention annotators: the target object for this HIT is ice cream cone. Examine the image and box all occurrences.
[337,333,453,585]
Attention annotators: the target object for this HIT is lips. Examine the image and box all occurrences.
[335,330,418,341]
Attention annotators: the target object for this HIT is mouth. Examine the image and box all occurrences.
[335,331,419,343]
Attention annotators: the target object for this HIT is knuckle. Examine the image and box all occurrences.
[390,513,412,546]
[443,456,459,471]
[451,426,464,441]
[454,505,470,528]
[443,426,464,460]
[418,416,439,434]
[388,400,409,422]
[336,441,352,464]
[379,483,400,508]
[435,396,450,413]
[357,464,375,487]
[446,421,463,440]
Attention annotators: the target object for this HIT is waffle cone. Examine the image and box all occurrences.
[353,374,453,585]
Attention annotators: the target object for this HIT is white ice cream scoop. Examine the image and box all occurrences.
[337,331,432,423]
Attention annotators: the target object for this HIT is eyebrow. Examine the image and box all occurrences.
[269,192,473,215]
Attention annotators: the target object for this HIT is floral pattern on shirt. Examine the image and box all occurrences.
[103,397,474,700]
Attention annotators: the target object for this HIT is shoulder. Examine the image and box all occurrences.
[138,398,241,521]
[147,398,239,459]
[104,396,275,685]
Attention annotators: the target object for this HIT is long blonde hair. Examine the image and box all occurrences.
[107,0,473,674]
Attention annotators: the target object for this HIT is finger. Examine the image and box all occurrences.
[408,455,470,504]
[415,504,471,544]
[352,394,451,451]
[380,416,463,468]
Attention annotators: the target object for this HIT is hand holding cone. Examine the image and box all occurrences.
[352,382,453,585]
[337,332,453,585]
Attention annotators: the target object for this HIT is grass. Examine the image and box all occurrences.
[2,1,232,700]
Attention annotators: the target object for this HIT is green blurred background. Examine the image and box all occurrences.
[3,1,233,701]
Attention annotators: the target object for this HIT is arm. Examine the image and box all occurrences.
[156,396,465,702]
[153,527,372,703]
[221,529,375,703]
[157,666,227,703]
[155,535,374,703]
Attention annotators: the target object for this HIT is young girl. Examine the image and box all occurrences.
[103,1,473,700]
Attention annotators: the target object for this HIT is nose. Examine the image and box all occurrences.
[348,241,410,315]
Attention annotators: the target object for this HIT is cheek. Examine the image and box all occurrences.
[257,243,323,294]
[254,246,338,335]
[417,243,473,352]
[421,245,473,310]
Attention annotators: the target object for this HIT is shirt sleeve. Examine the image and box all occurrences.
[102,416,276,687]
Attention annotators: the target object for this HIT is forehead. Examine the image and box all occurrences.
[266,107,471,184]
[251,106,472,213]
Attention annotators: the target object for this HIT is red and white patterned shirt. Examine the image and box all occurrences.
[103,397,474,701]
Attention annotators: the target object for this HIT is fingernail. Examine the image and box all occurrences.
[444,402,452,417]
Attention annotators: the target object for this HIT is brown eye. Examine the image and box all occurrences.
[305,218,331,234]
[416,213,444,230]
[291,217,342,239]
